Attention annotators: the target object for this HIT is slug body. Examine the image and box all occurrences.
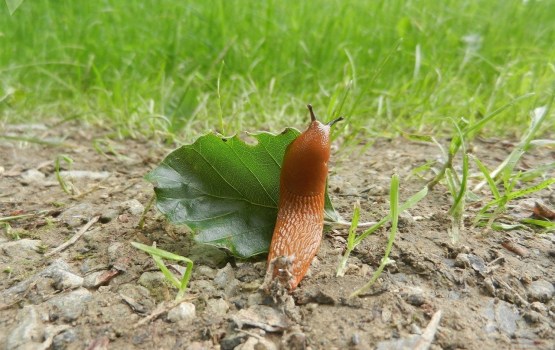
[266,105,340,291]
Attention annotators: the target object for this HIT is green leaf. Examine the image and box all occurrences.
[146,129,339,258]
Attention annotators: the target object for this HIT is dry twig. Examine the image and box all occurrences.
[44,216,100,257]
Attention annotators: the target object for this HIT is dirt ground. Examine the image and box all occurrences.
[1,123,554,350]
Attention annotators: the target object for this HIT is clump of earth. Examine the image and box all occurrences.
[1,123,554,349]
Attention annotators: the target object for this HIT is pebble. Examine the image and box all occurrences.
[214,263,235,289]
[247,293,264,307]
[232,305,290,332]
[59,203,95,227]
[47,288,92,322]
[100,208,121,223]
[138,271,168,290]
[527,279,554,302]
[398,210,415,227]
[5,305,44,350]
[528,279,555,303]
[83,270,118,288]
[0,239,42,258]
[1,259,71,302]
[20,169,45,185]
[52,328,78,349]
[523,310,544,324]
[191,279,218,296]
[206,298,230,316]
[482,299,520,336]
[107,242,125,265]
[220,333,247,350]
[195,265,217,279]
[118,284,155,314]
[120,199,144,216]
[51,269,84,290]
[530,301,548,315]
[189,243,228,267]
[167,302,196,322]
[405,292,427,307]
[224,278,241,298]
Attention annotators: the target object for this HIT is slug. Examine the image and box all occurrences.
[265,104,343,291]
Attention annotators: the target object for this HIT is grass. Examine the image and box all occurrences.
[1,0,554,139]
[350,174,401,298]
[131,242,193,300]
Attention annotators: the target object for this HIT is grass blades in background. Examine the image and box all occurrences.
[1,0,554,138]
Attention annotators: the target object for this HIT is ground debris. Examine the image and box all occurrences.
[231,305,290,332]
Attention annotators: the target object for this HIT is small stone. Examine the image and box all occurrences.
[100,208,121,223]
[224,278,241,298]
[405,293,427,307]
[59,203,95,228]
[206,298,229,316]
[247,293,264,307]
[214,263,235,289]
[83,270,119,288]
[51,270,84,290]
[118,284,155,314]
[191,280,217,295]
[242,280,262,292]
[523,310,544,324]
[5,305,44,350]
[398,210,415,227]
[47,288,92,322]
[530,301,548,315]
[120,199,144,216]
[0,239,42,258]
[359,264,371,277]
[232,305,290,332]
[454,253,470,268]
[195,265,217,279]
[220,333,248,350]
[527,280,554,302]
[107,242,124,264]
[20,169,45,185]
[138,271,167,290]
[167,302,196,322]
[52,328,78,349]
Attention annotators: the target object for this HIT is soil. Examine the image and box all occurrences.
[1,123,554,350]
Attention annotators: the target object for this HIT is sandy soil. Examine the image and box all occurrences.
[1,123,554,350]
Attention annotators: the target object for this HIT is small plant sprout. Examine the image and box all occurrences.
[131,242,193,300]
[444,120,470,243]
[350,174,401,298]
[55,155,77,195]
[336,174,428,277]
[471,104,555,229]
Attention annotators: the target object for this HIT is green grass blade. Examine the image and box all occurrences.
[351,174,400,298]
[471,155,501,200]
[131,242,194,300]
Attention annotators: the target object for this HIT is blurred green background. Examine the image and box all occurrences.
[1,0,554,140]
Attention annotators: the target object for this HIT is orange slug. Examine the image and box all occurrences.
[266,104,342,291]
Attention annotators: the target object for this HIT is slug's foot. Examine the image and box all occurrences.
[260,255,295,300]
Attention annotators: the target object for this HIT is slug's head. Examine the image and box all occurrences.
[280,104,343,196]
